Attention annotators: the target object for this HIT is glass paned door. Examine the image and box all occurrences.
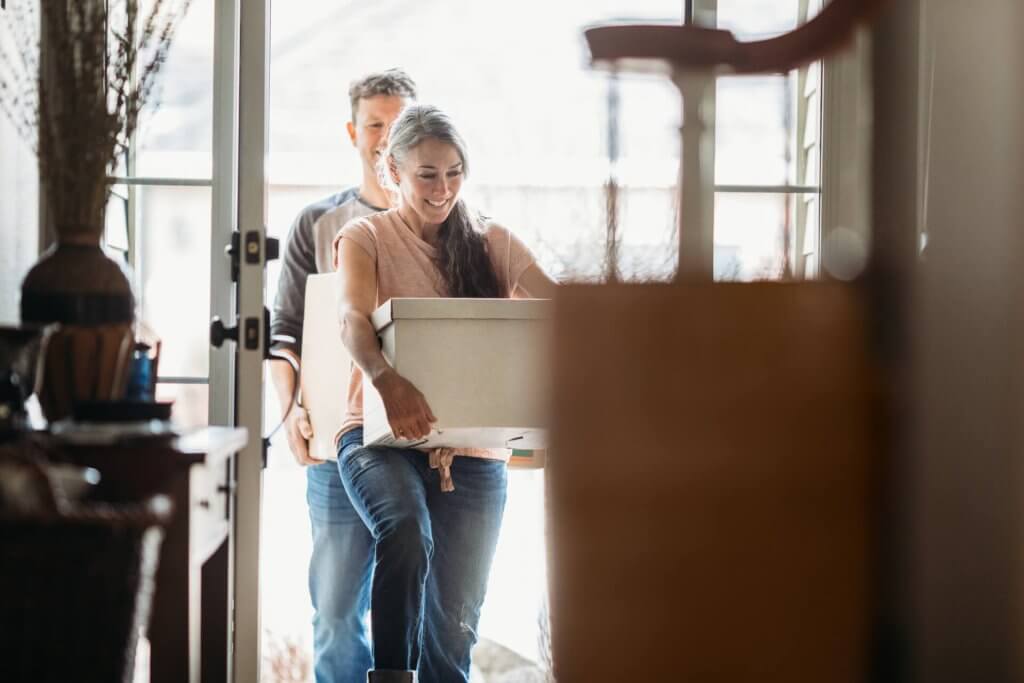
[104,0,217,427]
[105,1,270,679]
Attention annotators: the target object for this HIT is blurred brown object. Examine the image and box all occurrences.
[34,323,134,422]
[585,0,886,76]
[0,490,172,683]
[547,283,878,682]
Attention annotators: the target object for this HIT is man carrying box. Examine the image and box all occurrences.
[269,68,417,683]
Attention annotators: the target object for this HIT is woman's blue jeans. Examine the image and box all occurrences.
[338,427,508,682]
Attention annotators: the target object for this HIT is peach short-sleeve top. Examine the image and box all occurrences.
[331,208,536,457]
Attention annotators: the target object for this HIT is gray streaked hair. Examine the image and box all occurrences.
[382,104,501,298]
[348,68,417,122]
[384,104,469,176]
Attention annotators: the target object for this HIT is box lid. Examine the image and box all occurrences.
[371,298,551,330]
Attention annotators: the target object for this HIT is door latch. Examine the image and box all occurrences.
[225,231,279,282]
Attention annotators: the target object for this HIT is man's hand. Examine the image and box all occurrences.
[285,404,323,466]
[269,356,322,466]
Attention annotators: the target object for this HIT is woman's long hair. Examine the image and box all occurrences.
[382,105,501,298]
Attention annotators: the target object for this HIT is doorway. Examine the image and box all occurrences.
[76,0,826,679]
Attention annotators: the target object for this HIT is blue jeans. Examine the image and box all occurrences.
[306,456,374,682]
[338,427,508,683]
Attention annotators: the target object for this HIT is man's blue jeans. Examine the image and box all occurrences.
[306,457,374,682]
[338,427,508,683]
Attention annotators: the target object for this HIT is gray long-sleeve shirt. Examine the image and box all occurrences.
[270,187,384,359]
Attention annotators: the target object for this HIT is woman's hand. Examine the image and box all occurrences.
[372,368,437,440]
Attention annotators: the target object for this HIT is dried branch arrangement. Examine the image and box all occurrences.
[0,0,191,243]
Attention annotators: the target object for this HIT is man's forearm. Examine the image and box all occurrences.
[269,356,300,417]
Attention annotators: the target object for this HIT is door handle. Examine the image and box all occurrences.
[210,309,272,355]
[210,316,239,348]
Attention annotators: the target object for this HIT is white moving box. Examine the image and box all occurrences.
[299,274,350,461]
[362,297,552,451]
[300,277,550,462]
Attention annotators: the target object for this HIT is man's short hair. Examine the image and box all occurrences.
[348,69,418,123]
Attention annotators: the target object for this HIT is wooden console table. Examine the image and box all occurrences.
[53,426,248,683]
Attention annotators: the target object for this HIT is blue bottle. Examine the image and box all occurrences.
[125,342,155,401]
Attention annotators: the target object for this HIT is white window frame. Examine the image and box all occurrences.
[690,0,871,281]
[820,27,873,278]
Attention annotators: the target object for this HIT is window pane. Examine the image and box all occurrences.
[104,185,131,253]
[612,75,680,281]
[801,195,821,278]
[715,0,803,38]
[156,382,209,429]
[469,184,607,282]
[268,1,683,286]
[135,0,214,179]
[616,187,679,280]
[1,1,39,324]
[0,112,39,324]
[136,185,212,377]
[715,74,795,186]
[584,0,683,21]
[714,192,812,281]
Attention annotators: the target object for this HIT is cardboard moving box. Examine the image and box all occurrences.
[363,297,551,451]
[299,274,350,461]
[301,278,550,460]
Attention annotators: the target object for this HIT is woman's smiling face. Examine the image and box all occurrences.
[392,137,464,229]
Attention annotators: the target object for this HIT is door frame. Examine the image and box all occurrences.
[211,0,269,680]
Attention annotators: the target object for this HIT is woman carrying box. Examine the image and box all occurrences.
[332,104,557,683]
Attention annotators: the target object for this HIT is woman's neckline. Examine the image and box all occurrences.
[394,208,441,248]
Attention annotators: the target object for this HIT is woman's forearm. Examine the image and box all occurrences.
[340,308,394,383]
[340,306,436,438]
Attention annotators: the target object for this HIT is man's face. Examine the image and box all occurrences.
[347,94,409,174]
